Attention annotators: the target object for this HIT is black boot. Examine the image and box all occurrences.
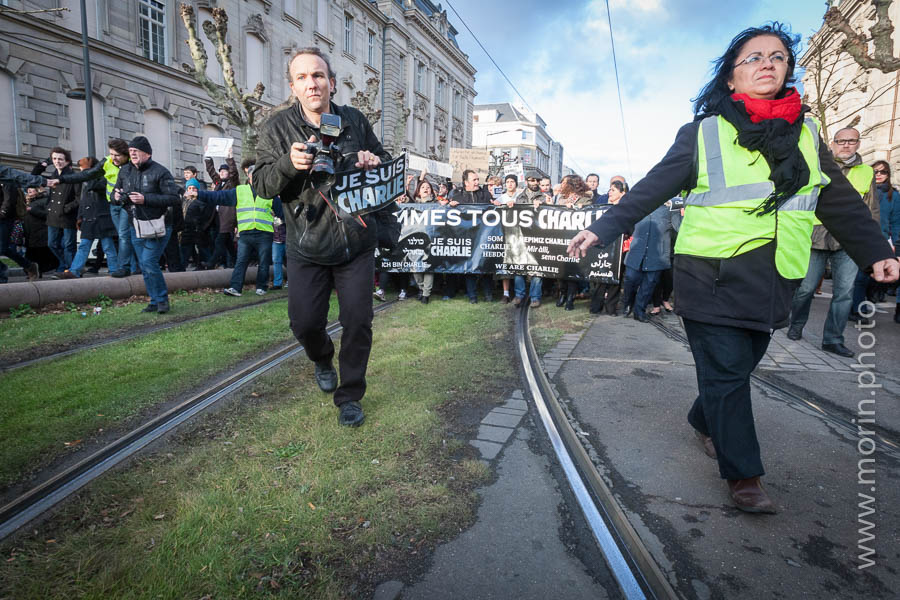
[556,291,566,307]
[564,293,575,311]
[894,304,900,324]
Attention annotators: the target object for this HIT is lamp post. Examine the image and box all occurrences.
[80,0,95,158]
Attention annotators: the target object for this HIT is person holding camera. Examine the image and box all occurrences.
[253,47,396,428]
[112,136,181,314]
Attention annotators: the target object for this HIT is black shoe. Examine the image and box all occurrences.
[157,302,170,314]
[622,305,633,318]
[85,266,100,274]
[25,263,39,280]
[420,295,430,304]
[469,297,477,304]
[847,312,861,323]
[634,311,651,323]
[271,284,283,290]
[895,306,900,323]
[821,343,854,358]
[556,294,566,307]
[786,327,802,341]
[110,269,130,278]
[141,304,158,313]
[338,401,365,427]
[564,294,575,311]
[315,361,338,393]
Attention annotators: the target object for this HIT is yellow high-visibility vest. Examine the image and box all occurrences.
[235,184,274,233]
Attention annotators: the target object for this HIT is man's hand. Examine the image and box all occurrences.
[871,258,900,283]
[46,179,59,188]
[129,192,145,205]
[448,200,459,207]
[356,150,381,170]
[290,136,317,171]
[567,229,600,258]
[505,200,515,208]
[114,189,123,202]
[533,200,542,210]
[184,189,197,200]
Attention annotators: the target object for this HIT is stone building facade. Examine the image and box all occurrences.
[0,0,475,177]
[471,102,561,181]
[801,0,900,170]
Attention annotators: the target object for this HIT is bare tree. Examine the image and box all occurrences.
[179,4,264,158]
[824,0,900,73]
[392,90,411,156]
[802,33,896,141]
[350,77,382,128]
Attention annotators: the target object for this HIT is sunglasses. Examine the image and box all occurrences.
[874,169,889,175]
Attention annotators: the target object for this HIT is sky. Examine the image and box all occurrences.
[443,0,832,183]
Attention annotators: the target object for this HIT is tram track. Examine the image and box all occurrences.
[0,301,396,542]
[648,316,900,461]
[516,305,678,600]
[0,293,287,373]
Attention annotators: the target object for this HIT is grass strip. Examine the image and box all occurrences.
[1,299,515,599]
[0,296,319,487]
[0,288,289,362]
[529,302,595,355]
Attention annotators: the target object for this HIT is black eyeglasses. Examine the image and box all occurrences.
[833,138,860,145]
[874,169,889,175]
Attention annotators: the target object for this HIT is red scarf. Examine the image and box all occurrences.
[730,88,802,124]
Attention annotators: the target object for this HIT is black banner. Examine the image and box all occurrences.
[376,204,622,283]
[333,154,407,217]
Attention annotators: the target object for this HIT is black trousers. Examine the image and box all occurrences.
[287,251,374,407]
[683,318,770,480]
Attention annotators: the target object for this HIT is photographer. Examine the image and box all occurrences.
[112,136,181,314]
[253,47,394,428]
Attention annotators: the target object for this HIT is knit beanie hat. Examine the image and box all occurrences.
[185,178,201,190]
[128,135,153,155]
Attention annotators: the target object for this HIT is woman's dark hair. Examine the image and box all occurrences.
[692,22,800,117]
[415,178,435,200]
[77,156,99,170]
[873,160,892,186]
[610,180,626,194]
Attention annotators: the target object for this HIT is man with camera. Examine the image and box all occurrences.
[253,47,394,428]
[112,136,181,314]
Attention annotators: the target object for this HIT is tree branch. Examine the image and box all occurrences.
[825,0,900,73]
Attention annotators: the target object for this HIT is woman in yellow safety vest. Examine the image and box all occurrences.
[568,23,898,514]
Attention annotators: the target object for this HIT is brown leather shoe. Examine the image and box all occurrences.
[727,477,777,514]
[694,429,716,459]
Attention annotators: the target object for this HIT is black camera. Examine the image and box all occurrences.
[304,113,342,185]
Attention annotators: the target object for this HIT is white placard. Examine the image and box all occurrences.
[204,137,234,158]
[407,153,453,178]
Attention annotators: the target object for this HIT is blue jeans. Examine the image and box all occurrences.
[110,205,139,273]
[514,275,542,301]
[623,266,663,317]
[132,226,172,306]
[272,241,285,287]
[69,237,118,277]
[790,249,858,345]
[465,275,493,300]
[47,226,76,271]
[230,230,272,292]
[851,269,872,316]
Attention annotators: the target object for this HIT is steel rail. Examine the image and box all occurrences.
[0,302,394,541]
[1,294,286,373]
[649,317,900,461]
[516,305,678,600]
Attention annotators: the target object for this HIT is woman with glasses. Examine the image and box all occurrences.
[567,23,898,514]
[871,161,900,323]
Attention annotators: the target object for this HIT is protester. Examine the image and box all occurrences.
[568,23,898,514]
[449,170,494,302]
[182,165,207,189]
[54,157,119,279]
[856,160,900,316]
[551,175,592,310]
[621,202,675,321]
[112,135,181,314]
[589,180,628,315]
[186,165,282,296]
[0,183,39,282]
[205,155,239,269]
[180,178,216,270]
[35,148,80,273]
[787,127,879,356]
[1,164,54,189]
[412,179,438,303]
[585,173,601,202]
[271,215,287,290]
[22,186,56,274]
[254,46,398,427]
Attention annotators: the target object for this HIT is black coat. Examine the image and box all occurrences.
[77,176,117,239]
[253,102,396,265]
[38,164,80,229]
[112,159,181,222]
[587,117,895,332]
[24,193,50,248]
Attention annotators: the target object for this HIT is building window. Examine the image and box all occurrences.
[453,90,461,117]
[68,94,105,161]
[415,61,425,94]
[139,0,166,64]
[436,78,445,107]
[245,33,266,91]
[344,13,353,54]
[0,71,16,154]
[143,110,172,171]
[316,0,328,33]
[284,0,296,16]
[368,30,376,66]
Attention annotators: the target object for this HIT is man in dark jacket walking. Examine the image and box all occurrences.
[112,136,181,313]
[0,184,39,282]
[254,47,395,427]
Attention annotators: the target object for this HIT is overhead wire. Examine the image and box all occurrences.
[604,0,634,183]
[445,0,589,177]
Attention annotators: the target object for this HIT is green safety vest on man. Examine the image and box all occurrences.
[102,156,121,202]
[674,115,831,280]
[846,164,873,198]
[235,184,274,233]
